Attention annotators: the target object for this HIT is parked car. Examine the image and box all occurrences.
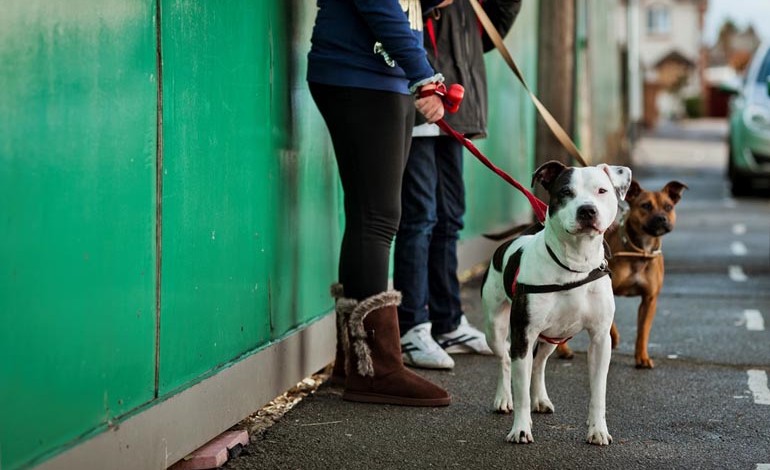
[726,42,770,196]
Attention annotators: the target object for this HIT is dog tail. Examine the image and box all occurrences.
[482,222,543,241]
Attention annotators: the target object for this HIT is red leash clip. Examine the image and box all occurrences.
[418,82,465,113]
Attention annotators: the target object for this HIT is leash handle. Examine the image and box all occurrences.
[419,82,465,113]
[467,0,589,168]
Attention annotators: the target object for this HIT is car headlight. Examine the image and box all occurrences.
[744,104,770,131]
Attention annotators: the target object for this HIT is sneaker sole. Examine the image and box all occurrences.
[443,345,493,355]
[402,355,455,370]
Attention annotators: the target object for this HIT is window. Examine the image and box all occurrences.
[647,5,671,35]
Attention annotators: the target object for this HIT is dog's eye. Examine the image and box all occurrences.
[559,187,574,198]
[598,188,608,194]
[641,202,653,211]
[664,204,673,212]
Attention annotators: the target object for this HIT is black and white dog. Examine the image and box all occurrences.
[482,161,631,445]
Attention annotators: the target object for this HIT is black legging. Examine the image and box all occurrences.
[310,83,415,300]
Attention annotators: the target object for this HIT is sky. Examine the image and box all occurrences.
[703,0,770,46]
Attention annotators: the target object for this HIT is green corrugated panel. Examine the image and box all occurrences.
[463,0,540,237]
[268,5,341,336]
[589,0,623,159]
[159,1,342,394]
[578,0,623,162]
[0,1,158,469]
[158,0,277,393]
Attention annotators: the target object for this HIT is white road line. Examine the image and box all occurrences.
[745,310,766,331]
[732,223,747,235]
[747,370,770,405]
[729,265,748,282]
[731,241,748,256]
[757,465,770,470]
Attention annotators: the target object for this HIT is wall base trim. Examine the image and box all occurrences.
[37,314,336,470]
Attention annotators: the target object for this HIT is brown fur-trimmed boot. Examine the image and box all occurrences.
[343,290,451,406]
[329,283,351,386]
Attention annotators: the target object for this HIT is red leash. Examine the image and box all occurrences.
[421,84,548,224]
[434,119,547,224]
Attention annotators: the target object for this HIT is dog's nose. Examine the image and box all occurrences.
[651,214,670,230]
[577,205,597,221]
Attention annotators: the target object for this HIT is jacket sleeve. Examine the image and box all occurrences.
[352,0,437,88]
[481,0,523,53]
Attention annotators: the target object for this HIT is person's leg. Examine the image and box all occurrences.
[394,137,454,369]
[427,136,466,334]
[429,137,492,355]
[309,83,408,300]
[309,82,450,405]
[394,137,438,333]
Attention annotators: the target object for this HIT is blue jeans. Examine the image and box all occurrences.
[394,136,465,335]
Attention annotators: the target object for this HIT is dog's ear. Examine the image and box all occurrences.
[625,180,642,202]
[600,164,633,200]
[662,181,688,204]
[532,160,567,190]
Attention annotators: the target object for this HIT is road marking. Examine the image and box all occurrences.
[731,241,748,256]
[757,464,770,470]
[732,223,747,235]
[745,310,766,331]
[747,370,770,405]
[729,265,748,282]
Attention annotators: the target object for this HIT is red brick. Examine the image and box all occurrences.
[169,430,248,470]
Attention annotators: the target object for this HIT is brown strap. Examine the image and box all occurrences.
[468,0,590,167]
[612,251,662,259]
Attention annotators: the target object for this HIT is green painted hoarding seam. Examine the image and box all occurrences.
[154,0,163,399]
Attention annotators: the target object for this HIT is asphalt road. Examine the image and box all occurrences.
[227,120,770,470]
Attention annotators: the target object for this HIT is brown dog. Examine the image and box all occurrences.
[557,180,687,368]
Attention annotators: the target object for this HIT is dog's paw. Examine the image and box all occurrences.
[635,357,655,369]
[586,422,612,446]
[494,379,513,413]
[494,392,513,413]
[506,421,534,444]
[531,397,554,414]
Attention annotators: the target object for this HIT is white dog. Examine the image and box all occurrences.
[482,160,631,446]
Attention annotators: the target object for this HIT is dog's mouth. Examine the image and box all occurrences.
[643,222,672,237]
[568,222,604,235]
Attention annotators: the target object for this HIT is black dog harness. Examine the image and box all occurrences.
[493,240,612,345]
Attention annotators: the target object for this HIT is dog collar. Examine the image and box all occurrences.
[545,243,608,273]
[616,220,662,259]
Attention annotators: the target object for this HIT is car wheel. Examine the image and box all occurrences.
[730,173,754,197]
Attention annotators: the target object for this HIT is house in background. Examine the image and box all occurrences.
[629,0,708,127]
[703,22,762,116]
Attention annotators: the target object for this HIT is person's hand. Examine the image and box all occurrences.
[415,83,445,123]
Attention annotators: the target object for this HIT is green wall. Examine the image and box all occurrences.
[157,0,281,394]
[465,0,540,235]
[0,1,538,468]
[575,0,625,163]
[0,1,158,468]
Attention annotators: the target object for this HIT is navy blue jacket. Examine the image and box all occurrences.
[308,0,442,95]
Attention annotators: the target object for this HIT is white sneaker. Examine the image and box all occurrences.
[436,316,493,355]
[401,323,455,369]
